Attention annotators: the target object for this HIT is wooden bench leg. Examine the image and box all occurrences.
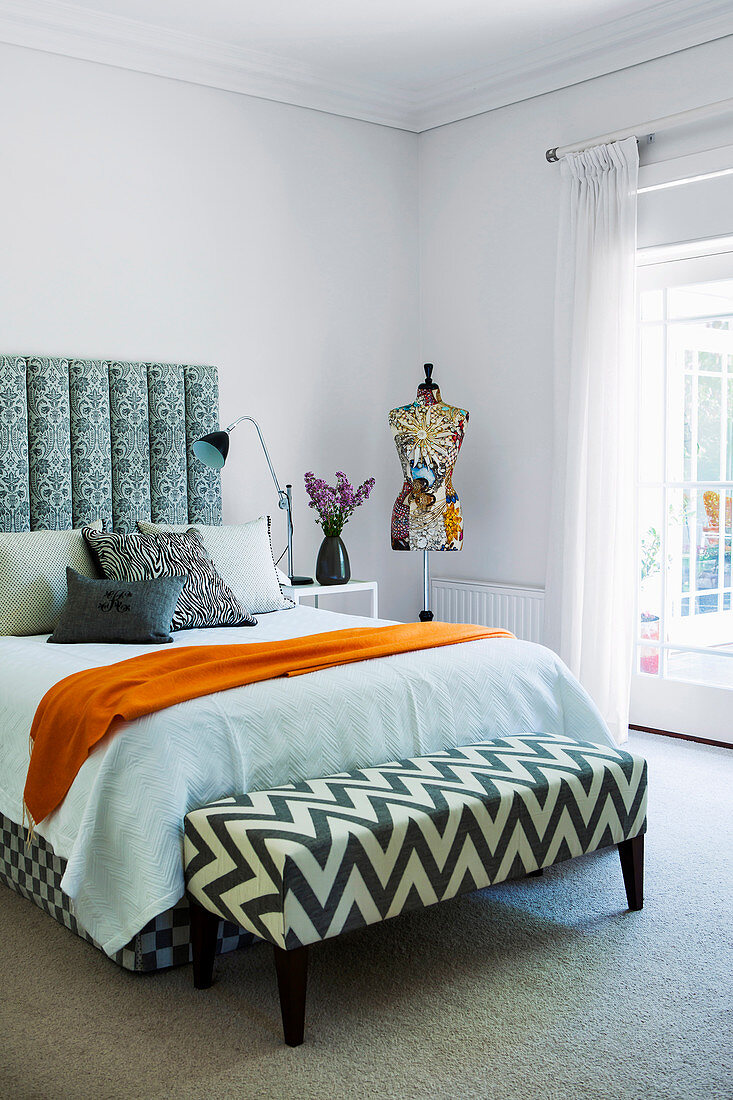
[189,899,220,989]
[273,944,309,1047]
[618,834,644,911]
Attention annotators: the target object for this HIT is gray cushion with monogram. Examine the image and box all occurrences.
[49,569,186,644]
[83,527,257,630]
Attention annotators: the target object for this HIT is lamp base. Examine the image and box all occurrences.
[289,575,314,586]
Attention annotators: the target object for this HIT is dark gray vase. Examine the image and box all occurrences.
[316,536,351,585]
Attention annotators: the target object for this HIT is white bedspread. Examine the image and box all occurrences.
[0,606,612,954]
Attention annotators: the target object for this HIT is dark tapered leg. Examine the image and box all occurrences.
[189,900,220,989]
[527,868,544,877]
[273,944,309,1047]
[618,833,644,911]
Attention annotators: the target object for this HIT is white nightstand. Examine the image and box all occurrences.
[283,579,378,619]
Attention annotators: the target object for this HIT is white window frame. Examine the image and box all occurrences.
[631,244,733,742]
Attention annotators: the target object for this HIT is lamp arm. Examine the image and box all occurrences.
[226,415,293,577]
[226,415,288,508]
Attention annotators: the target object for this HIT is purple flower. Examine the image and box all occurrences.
[304,471,375,537]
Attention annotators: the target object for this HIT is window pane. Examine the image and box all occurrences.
[683,375,692,482]
[668,322,731,482]
[728,379,733,481]
[723,489,732,589]
[699,490,721,607]
[640,288,664,322]
[667,487,690,610]
[639,488,663,674]
[666,334,687,482]
[666,648,733,689]
[667,280,733,320]
[637,268,733,687]
[639,325,664,482]
[638,484,661,679]
[697,376,722,481]
[698,350,722,372]
[638,643,660,677]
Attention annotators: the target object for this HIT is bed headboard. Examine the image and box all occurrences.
[0,356,222,533]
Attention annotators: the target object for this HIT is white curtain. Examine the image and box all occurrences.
[545,136,639,745]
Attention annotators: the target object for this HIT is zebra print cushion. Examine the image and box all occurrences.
[82,527,256,630]
[137,516,295,614]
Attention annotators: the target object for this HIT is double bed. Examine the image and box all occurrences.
[0,355,613,972]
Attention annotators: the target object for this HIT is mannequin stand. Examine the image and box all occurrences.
[419,550,434,622]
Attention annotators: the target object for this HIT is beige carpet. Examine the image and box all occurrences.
[1,732,730,1100]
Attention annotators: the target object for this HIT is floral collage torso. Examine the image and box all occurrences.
[389,386,468,551]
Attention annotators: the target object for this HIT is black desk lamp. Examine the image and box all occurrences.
[193,416,312,585]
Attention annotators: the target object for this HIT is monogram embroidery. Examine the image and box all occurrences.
[98,590,133,614]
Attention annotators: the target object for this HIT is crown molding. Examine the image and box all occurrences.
[0,0,416,129]
[0,0,731,133]
[412,0,733,130]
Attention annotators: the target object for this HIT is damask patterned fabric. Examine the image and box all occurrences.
[0,522,103,636]
[109,360,152,532]
[26,357,73,530]
[147,363,188,526]
[0,356,31,531]
[137,516,295,614]
[69,359,114,530]
[184,367,222,527]
[83,527,257,630]
[0,357,223,535]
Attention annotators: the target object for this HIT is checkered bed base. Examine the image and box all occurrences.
[0,812,255,972]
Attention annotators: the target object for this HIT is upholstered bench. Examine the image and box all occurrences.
[184,733,647,1046]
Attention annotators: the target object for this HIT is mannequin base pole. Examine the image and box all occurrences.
[420,550,432,622]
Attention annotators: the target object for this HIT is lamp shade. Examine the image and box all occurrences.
[193,431,230,469]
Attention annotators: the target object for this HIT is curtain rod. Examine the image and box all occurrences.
[545,96,733,163]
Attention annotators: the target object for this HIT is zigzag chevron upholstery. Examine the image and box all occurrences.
[184,733,648,951]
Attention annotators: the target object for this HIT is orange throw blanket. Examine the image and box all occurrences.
[24,622,512,827]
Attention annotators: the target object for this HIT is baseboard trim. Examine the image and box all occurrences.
[629,724,732,750]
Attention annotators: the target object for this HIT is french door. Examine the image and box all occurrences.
[631,247,733,743]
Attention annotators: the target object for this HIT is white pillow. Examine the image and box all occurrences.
[136,517,295,614]
[0,521,103,636]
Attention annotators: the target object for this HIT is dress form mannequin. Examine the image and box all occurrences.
[389,365,469,619]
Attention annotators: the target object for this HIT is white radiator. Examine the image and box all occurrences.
[431,578,545,643]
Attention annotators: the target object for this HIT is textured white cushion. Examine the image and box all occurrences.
[137,516,295,615]
[0,522,102,636]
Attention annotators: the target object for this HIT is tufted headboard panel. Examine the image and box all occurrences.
[0,356,222,533]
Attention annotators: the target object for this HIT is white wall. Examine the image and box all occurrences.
[0,42,420,620]
[5,35,733,623]
[418,35,733,595]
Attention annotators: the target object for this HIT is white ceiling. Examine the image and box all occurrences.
[1,0,732,130]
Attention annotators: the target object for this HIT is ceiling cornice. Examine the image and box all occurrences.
[0,0,731,133]
[413,0,733,130]
[0,0,415,128]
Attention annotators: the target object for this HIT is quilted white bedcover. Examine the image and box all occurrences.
[0,606,612,955]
